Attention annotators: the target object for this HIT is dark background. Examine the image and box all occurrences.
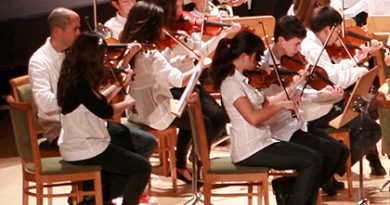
[0,1,116,102]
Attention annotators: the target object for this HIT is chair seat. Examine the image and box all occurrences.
[209,157,270,174]
[26,157,101,175]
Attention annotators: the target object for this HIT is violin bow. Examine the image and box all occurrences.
[299,24,338,97]
[259,22,298,118]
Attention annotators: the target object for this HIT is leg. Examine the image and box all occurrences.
[238,142,323,205]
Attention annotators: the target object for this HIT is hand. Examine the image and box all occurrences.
[291,69,308,87]
[121,69,135,86]
[318,85,344,98]
[123,94,136,108]
[122,42,142,65]
[226,0,247,7]
[222,23,241,35]
[278,100,299,113]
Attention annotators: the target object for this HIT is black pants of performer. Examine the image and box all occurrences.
[238,141,323,205]
[69,122,152,205]
[232,0,293,20]
[309,100,382,171]
[290,128,349,185]
[171,86,229,169]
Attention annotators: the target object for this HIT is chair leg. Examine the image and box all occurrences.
[160,136,169,176]
[316,189,322,205]
[248,184,253,205]
[167,132,177,192]
[262,175,269,205]
[204,182,212,205]
[257,184,262,205]
[94,172,104,205]
[22,180,28,205]
[36,183,44,205]
[47,186,53,205]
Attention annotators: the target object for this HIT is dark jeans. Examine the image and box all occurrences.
[309,100,382,169]
[238,141,323,205]
[171,86,229,169]
[69,122,152,205]
[108,122,158,158]
[290,128,349,185]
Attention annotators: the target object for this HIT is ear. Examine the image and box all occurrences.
[277,36,286,44]
[112,1,120,10]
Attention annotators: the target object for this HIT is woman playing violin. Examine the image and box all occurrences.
[259,15,348,197]
[300,6,386,176]
[148,0,240,182]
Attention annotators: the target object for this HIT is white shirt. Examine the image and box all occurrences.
[59,104,110,161]
[104,12,127,40]
[343,0,390,17]
[300,30,368,121]
[128,50,184,130]
[28,38,64,142]
[221,70,277,163]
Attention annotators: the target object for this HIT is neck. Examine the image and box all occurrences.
[195,2,207,13]
[271,43,285,61]
[232,59,245,73]
[50,36,66,53]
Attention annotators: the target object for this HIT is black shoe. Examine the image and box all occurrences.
[333,180,345,190]
[366,151,386,176]
[177,169,192,184]
[322,178,337,196]
[272,177,295,205]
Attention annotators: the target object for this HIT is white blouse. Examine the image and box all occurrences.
[221,70,277,163]
[127,50,184,130]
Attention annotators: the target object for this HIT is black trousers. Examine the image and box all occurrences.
[238,141,323,205]
[171,86,229,169]
[309,100,382,169]
[69,122,152,205]
[290,128,349,184]
[232,0,293,20]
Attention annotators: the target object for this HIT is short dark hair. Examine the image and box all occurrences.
[310,6,342,32]
[274,15,306,42]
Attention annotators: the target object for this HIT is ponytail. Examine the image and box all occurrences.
[210,38,234,90]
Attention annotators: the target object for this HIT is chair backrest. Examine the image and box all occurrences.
[7,98,42,172]
[187,93,211,170]
[367,16,390,42]
[9,75,42,132]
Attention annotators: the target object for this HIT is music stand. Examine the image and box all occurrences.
[329,67,378,205]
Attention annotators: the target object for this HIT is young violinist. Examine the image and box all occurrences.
[210,30,323,205]
[104,0,136,39]
[300,6,386,176]
[260,15,349,196]
[57,31,151,205]
[120,1,207,183]
[148,0,240,182]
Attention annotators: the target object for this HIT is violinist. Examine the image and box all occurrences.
[210,30,323,205]
[300,6,386,176]
[57,31,151,205]
[260,15,348,197]
[148,0,240,182]
[104,0,136,40]
[29,8,80,149]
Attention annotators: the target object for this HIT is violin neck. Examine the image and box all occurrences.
[107,43,128,49]
[204,20,231,28]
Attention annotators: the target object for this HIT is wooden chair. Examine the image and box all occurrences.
[121,118,178,192]
[324,128,353,197]
[187,93,269,205]
[7,96,103,205]
[9,75,59,157]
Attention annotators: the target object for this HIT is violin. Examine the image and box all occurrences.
[280,52,335,90]
[247,67,297,90]
[326,26,371,62]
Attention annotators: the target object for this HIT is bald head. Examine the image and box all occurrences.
[48,8,79,31]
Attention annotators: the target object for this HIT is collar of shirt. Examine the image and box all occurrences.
[233,69,249,84]
[306,30,323,48]
[115,12,127,26]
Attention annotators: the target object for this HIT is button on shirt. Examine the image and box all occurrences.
[221,70,277,163]
[28,38,64,142]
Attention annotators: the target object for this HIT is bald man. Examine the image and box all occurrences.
[29,7,81,145]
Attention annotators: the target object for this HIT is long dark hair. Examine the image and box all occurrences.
[57,31,107,107]
[210,31,265,90]
[120,1,164,44]
[147,0,177,29]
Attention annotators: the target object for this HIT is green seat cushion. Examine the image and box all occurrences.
[208,157,269,174]
[26,157,101,175]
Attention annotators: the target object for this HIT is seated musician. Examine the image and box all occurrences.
[210,29,324,205]
[147,0,240,182]
[104,0,136,39]
[259,15,349,196]
[299,6,386,176]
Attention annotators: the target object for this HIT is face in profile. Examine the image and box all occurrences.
[113,0,136,17]
[61,15,81,49]
[281,37,303,57]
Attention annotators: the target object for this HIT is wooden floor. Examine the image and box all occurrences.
[0,108,389,205]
